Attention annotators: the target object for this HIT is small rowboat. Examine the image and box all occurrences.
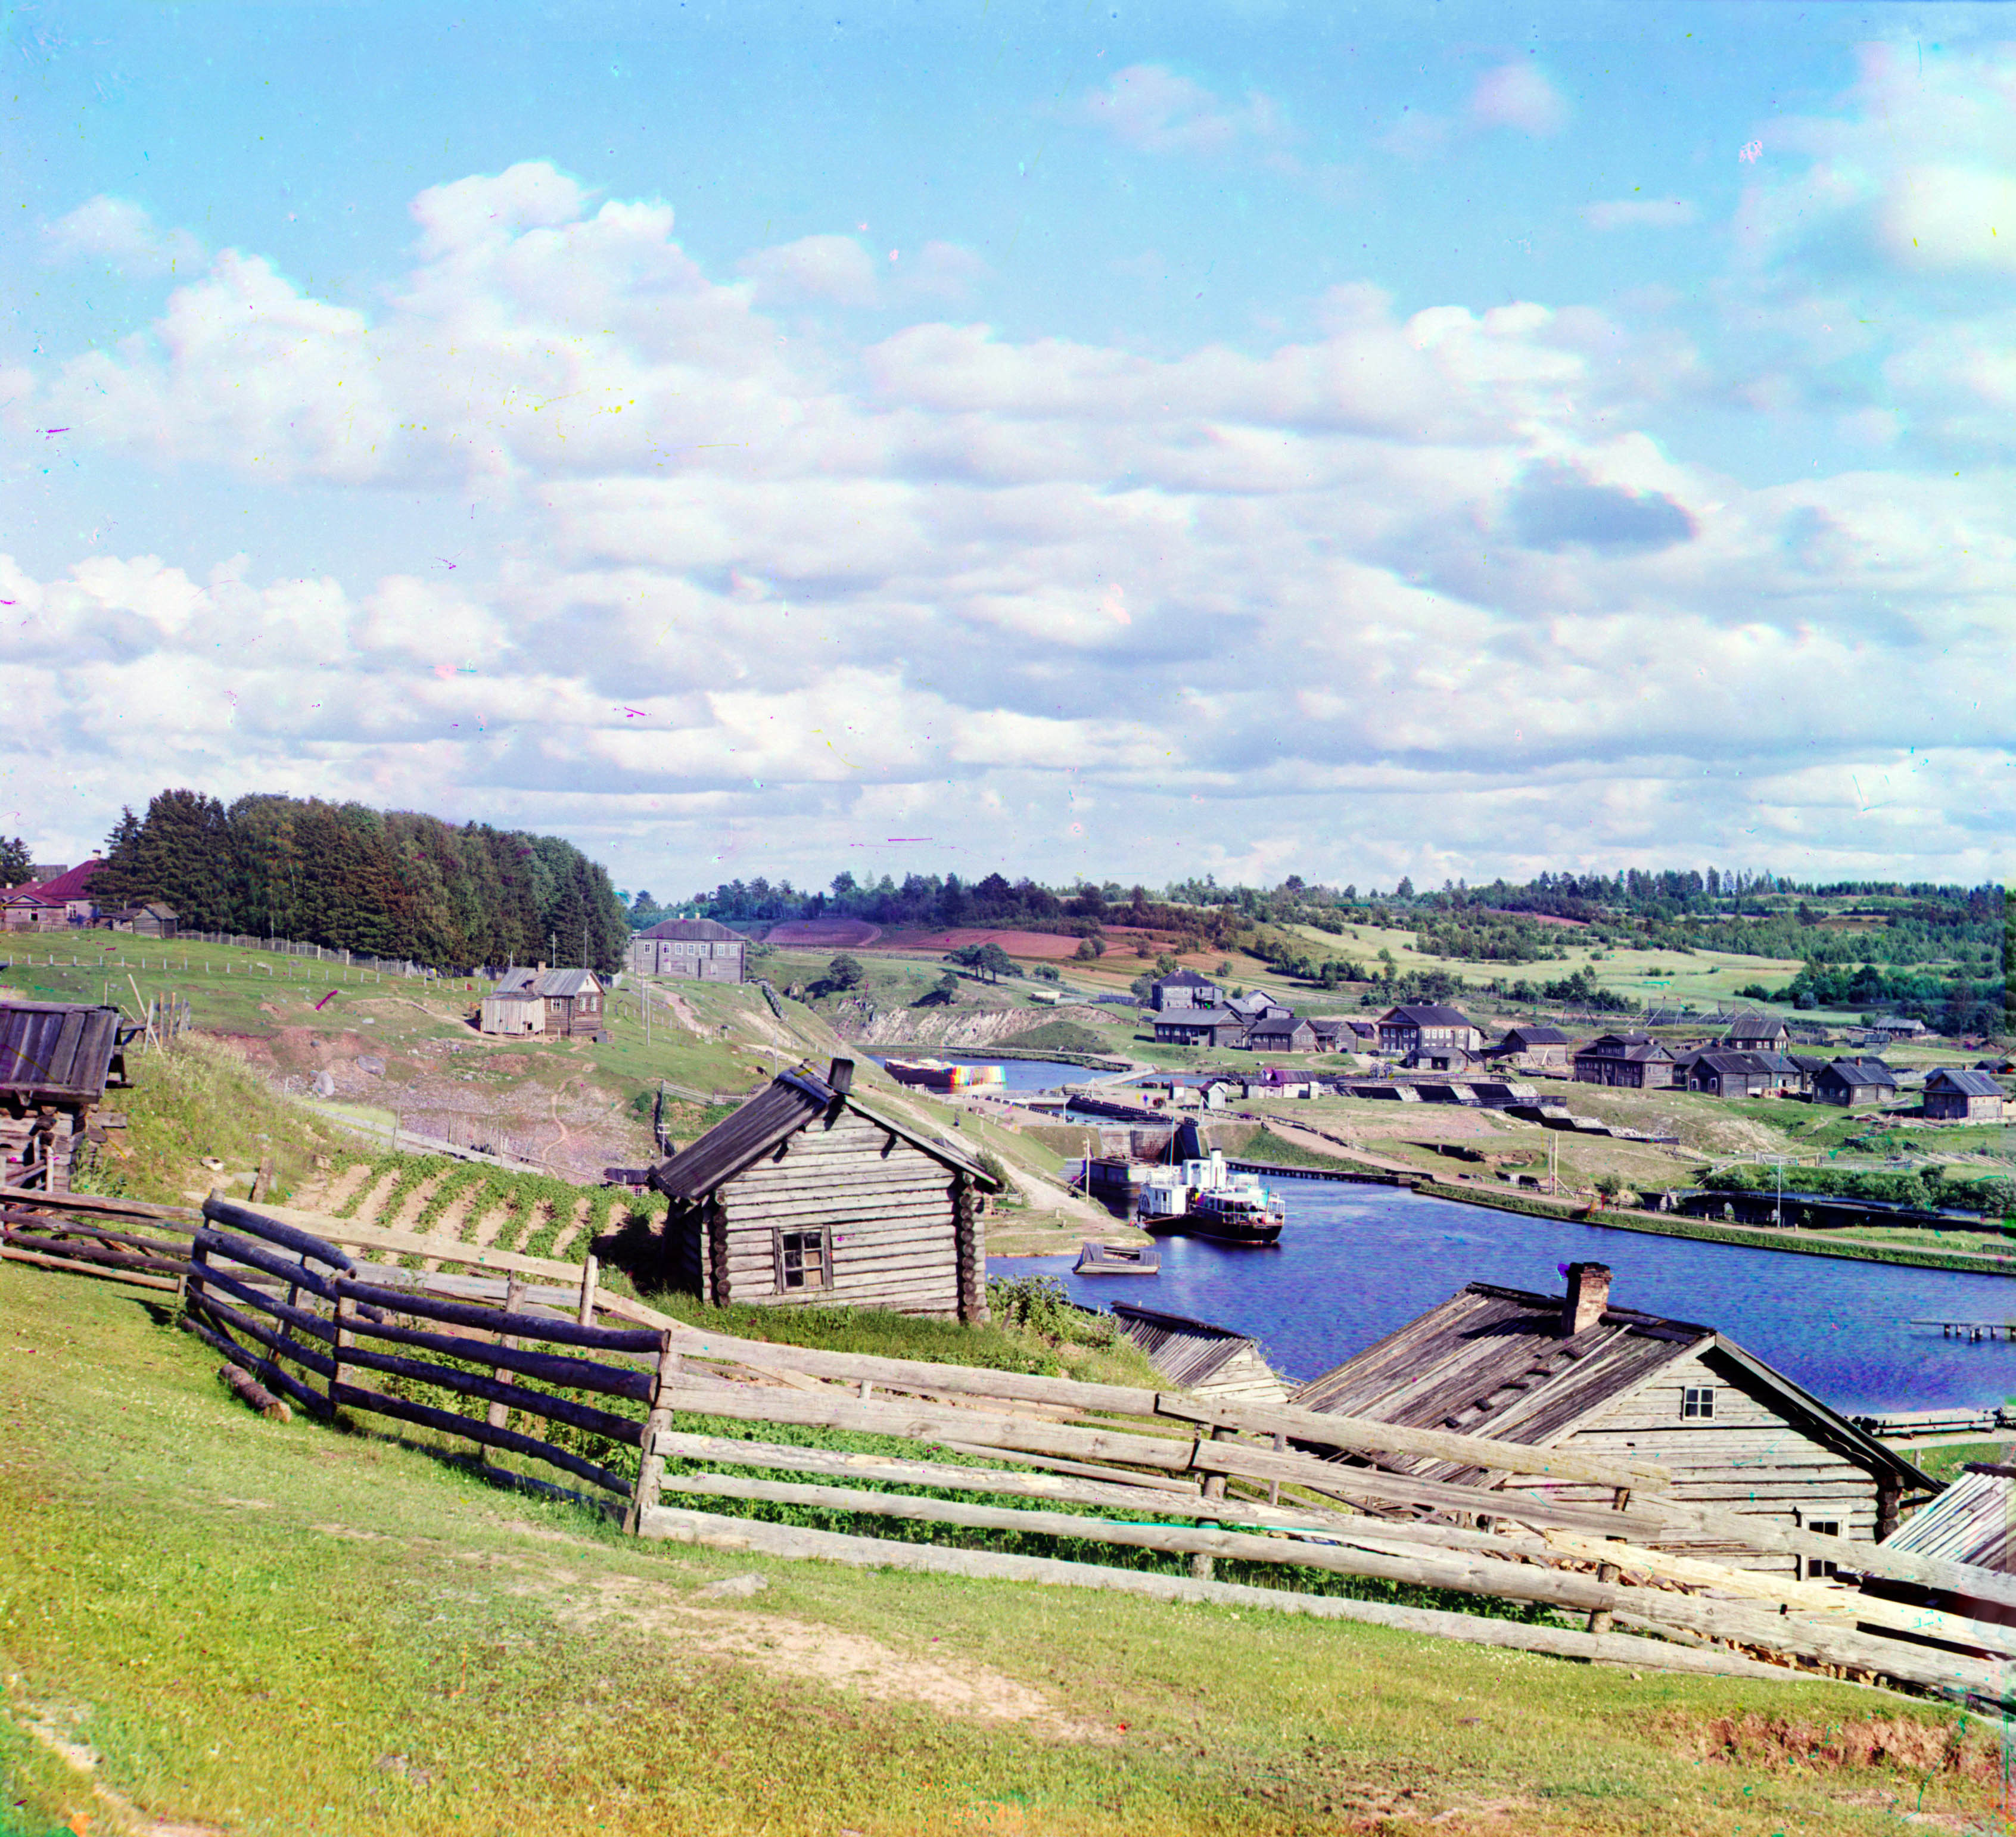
[1074,1240,1161,1275]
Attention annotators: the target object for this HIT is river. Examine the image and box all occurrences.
[991,1181,2014,1415]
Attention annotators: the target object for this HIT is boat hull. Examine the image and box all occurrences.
[1139,1213,1283,1246]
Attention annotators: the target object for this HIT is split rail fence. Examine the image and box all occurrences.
[5,1183,2014,1710]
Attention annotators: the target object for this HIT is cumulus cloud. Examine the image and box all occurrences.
[1076,64,1286,156]
[8,160,2012,886]
[1583,197,1698,231]
[44,195,203,274]
[740,233,882,306]
[1470,63,1569,138]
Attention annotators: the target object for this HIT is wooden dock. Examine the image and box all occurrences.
[1912,1319,2016,1343]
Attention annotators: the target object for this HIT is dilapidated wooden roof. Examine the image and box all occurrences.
[1112,1302,1263,1390]
[648,1063,1001,1201]
[1884,1467,2015,1573]
[1292,1279,1933,1492]
[0,1001,128,1103]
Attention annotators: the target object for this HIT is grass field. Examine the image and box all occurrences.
[4,1263,2002,1837]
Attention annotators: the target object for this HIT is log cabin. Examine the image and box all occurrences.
[1491,1024,1572,1070]
[0,1001,133,1193]
[1377,1004,1483,1056]
[1291,1262,1935,1575]
[646,1057,1002,1321]
[1923,1067,2005,1122]
[1571,1032,1676,1089]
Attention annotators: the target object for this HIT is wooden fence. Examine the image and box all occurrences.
[5,1182,2014,1707]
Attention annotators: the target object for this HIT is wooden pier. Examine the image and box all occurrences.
[1913,1319,2016,1343]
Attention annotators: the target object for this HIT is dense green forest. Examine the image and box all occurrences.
[89,789,630,974]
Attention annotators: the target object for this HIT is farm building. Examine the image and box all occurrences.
[1292,1262,1935,1573]
[629,917,746,982]
[1377,1004,1483,1056]
[1152,1013,1247,1048]
[1225,991,1289,1023]
[102,902,178,938]
[1571,1032,1676,1089]
[1871,1016,1928,1041]
[1244,1014,1317,1054]
[1,891,65,932]
[1492,1024,1572,1070]
[1110,1302,1287,1405]
[1307,1017,1358,1053]
[646,1057,1001,1319]
[0,1001,133,1193]
[1722,1013,1791,1053]
[1812,1057,1899,1107]
[1149,969,1221,1011]
[2,858,107,926]
[487,966,606,1038]
[1924,1067,2005,1123]
[1676,1050,1778,1100]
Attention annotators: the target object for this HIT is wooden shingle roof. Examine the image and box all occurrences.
[1883,1467,2016,1571]
[648,1063,1001,1201]
[1112,1303,1267,1391]
[0,1001,128,1103]
[1926,1068,2003,1098]
[640,917,745,941]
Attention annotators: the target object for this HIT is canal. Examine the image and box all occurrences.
[992,1181,2015,1415]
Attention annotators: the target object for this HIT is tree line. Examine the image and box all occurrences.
[89,789,631,974]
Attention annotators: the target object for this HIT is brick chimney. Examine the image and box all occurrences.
[1561,1262,1611,1337]
[827,1057,855,1095]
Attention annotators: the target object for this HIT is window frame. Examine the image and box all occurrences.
[773,1225,832,1294]
[1681,1385,1716,1421]
[1805,1519,1841,1580]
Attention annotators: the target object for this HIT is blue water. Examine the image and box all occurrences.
[869,1053,1096,1092]
[994,1183,2016,1415]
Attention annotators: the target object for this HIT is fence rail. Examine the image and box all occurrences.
[5,1184,2014,1705]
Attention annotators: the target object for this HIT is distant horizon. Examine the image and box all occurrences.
[4,5,2012,888]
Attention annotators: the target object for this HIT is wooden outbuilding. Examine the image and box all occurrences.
[1924,1067,2004,1122]
[1110,1302,1287,1405]
[0,1001,133,1193]
[630,917,746,982]
[478,991,545,1036]
[1492,1023,1571,1070]
[646,1057,1001,1320]
[1292,1262,1935,1574]
[1572,1032,1676,1089]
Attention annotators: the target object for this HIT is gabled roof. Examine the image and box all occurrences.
[1152,969,1215,989]
[1883,1467,2016,1570]
[1822,1057,1898,1088]
[1686,1050,1771,1076]
[1501,1025,1569,1046]
[1111,1302,1269,1391]
[1927,1067,2003,1097]
[639,917,745,942]
[1576,1039,1672,1063]
[14,859,105,904]
[1292,1279,1933,1494]
[1246,1014,1311,1036]
[1380,1004,1476,1028]
[537,967,601,997]
[648,1063,1001,1201]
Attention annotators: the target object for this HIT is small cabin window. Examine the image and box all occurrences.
[1681,1385,1715,1420]
[1806,1521,1841,1579]
[775,1228,830,1291]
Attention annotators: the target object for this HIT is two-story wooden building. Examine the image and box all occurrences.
[1292,1262,1936,1573]
[645,1057,1001,1320]
[1722,1013,1791,1053]
[1149,969,1222,1011]
[1376,1004,1482,1057]
[1571,1032,1676,1089]
[629,917,747,982]
[1244,1013,1317,1055]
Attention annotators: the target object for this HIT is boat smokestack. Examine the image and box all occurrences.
[1561,1262,1611,1337]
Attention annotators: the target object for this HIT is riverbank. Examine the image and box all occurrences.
[1411,1180,2016,1276]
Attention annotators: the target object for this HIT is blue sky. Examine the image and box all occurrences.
[3,1,2011,895]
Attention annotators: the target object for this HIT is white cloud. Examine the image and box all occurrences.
[1880,164,2016,272]
[44,195,203,275]
[1076,64,1286,157]
[1583,197,1698,231]
[739,234,882,306]
[1469,63,1569,139]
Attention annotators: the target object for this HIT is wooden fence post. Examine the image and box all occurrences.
[625,1332,681,1535]
[576,1253,599,1329]
[1193,1427,1230,1581]
[329,1271,353,1417]
[482,1276,524,1476]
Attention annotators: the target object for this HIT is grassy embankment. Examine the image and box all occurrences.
[7,1261,2005,1837]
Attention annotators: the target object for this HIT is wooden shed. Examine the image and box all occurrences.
[647,1057,1001,1321]
[1291,1262,1934,1574]
[1924,1067,2005,1122]
[478,991,545,1036]
[0,1001,133,1193]
[1110,1302,1287,1405]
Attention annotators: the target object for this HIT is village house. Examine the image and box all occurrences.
[1,891,65,932]
[1812,1057,1900,1108]
[1924,1067,2005,1123]
[1307,1016,1357,1054]
[1147,969,1221,1011]
[487,965,606,1038]
[629,916,747,982]
[1292,1262,1935,1572]
[1871,1015,1928,1041]
[2,858,107,926]
[1376,1003,1483,1057]
[1722,1012,1791,1053]
[1244,1013,1318,1055]
[1571,1032,1676,1089]
[1110,1302,1288,1406]
[1402,1043,1479,1073]
[102,902,178,938]
[645,1057,999,1319]
[1151,1012,1247,1048]
[1675,1050,1778,1101]
[1491,1023,1572,1070]
[1225,990,1289,1024]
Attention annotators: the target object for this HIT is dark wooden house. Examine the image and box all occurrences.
[1244,1014,1317,1054]
[1722,1012,1790,1053]
[629,917,746,982]
[490,966,605,1038]
[1572,1032,1676,1089]
[646,1057,1001,1320]
[1924,1067,2004,1122]
[1152,1012,1246,1047]
[1492,1023,1571,1070]
[1,1001,133,1193]
[1292,1262,1936,1573]
[1149,969,1221,1011]
[1813,1057,1899,1107]
[1377,1004,1483,1056]
[1677,1049,1777,1100]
